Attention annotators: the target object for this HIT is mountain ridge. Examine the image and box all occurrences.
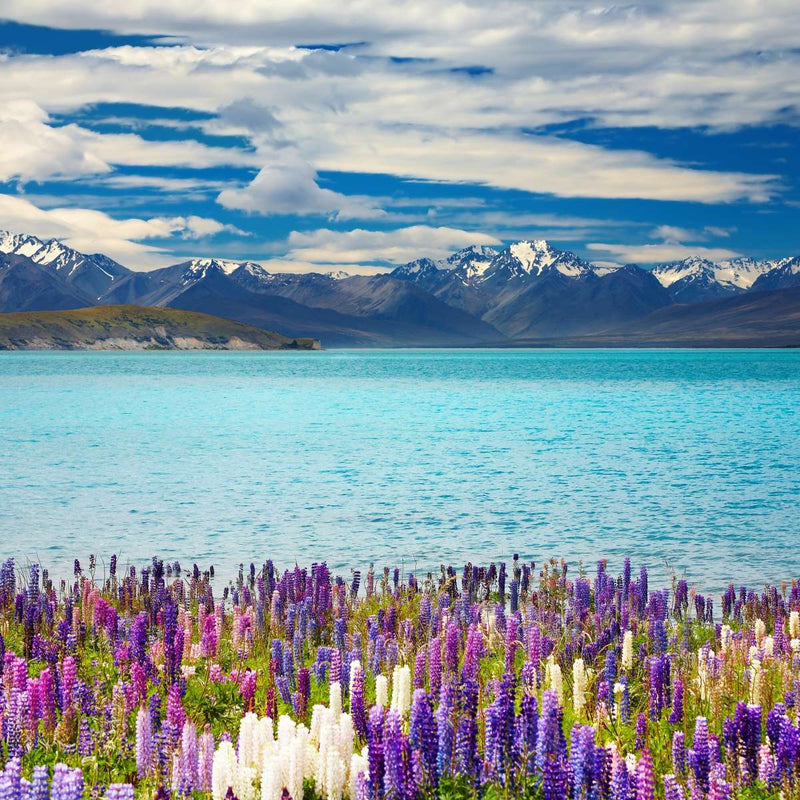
[1,228,798,346]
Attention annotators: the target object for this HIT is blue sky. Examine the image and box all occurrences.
[0,2,797,272]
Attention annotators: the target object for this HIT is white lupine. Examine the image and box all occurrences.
[238,712,260,770]
[310,705,325,744]
[791,638,800,652]
[234,766,258,800]
[256,716,275,765]
[720,625,733,653]
[625,753,637,774]
[755,618,767,646]
[613,682,625,720]
[212,740,238,800]
[790,611,800,639]
[546,655,563,704]
[375,675,389,709]
[326,749,346,800]
[338,713,354,773]
[287,725,308,800]
[277,715,296,747]
[261,754,283,800]
[572,658,588,716]
[330,681,343,719]
[764,636,775,658]
[621,630,633,670]
[750,658,763,705]
[215,704,357,800]
[390,665,411,715]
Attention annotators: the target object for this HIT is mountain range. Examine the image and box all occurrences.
[1,230,799,346]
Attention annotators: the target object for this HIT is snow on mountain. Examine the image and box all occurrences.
[750,256,800,291]
[715,257,775,289]
[482,239,593,282]
[653,256,773,293]
[390,258,441,282]
[442,245,497,281]
[180,258,250,280]
[0,230,129,298]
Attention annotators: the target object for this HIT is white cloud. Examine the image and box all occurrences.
[587,241,741,264]
[0,100,109,183]
[0,193,238,268]
[217,158,384,219]
[285,225,501,264]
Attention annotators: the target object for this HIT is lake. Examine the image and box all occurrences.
[1,348,798,591]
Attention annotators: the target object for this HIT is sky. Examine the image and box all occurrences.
[0,1,798,273]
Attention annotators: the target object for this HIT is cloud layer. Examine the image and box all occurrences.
[0,0,796,268]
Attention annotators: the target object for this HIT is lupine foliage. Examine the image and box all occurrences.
[0,555,799,800]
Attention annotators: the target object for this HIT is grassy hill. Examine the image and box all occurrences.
[0,305,321,350]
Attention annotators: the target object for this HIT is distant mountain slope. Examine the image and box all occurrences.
[750,257,800,291]
[506,288,800,347]
[603,287,800,346]
[0,305,320,350]
[0,253,93,312]
[0,231,130,300]
[165,267,504,347]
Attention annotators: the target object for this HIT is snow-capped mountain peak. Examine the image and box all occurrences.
[483,239,592,281]
[0,229,129,298]
[652,255,774,294]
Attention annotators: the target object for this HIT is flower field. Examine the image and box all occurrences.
[1,555,799,800]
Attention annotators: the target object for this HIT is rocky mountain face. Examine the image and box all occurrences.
[1,230,798,346]
[0,231,130,300]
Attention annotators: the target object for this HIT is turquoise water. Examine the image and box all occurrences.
[1,349,798,591]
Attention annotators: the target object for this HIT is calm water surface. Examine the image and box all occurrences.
[1,349,798,591]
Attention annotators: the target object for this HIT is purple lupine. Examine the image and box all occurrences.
[350,662,367,740]
[455,680,479,784]
[197,725,215,792]
[30,766,48,800]
[0,757,22,800]
[635,713,647,751]
[535,689,561,775]
[136,707,154,778]
[708,764,730,800]
[569,724,595,800]
[636,749,655,800]
[663,774,685,800]
[428,638,441,698]
[413,649,426,689]
[610,756,629,800]
[543,756,567,800]
[444,623,459,673]
[368,706,386,800]
[436,682,455,778]
[669,678,684,725]
[103,784,135,800]
[648,657,664,720]
[672,731,686,776]
[383,709,404,799]
[409,689,438,788]
[690,717,710,792]
[50,764,84,800]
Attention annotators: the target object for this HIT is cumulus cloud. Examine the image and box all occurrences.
[285,225,501,264]
[0,193,238,268]
[0,100,109,183]
[218,158,384,219]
